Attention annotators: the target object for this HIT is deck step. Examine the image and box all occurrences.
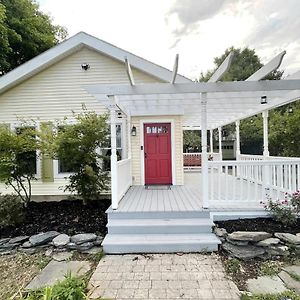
[102,233,221,254]
[106,208,210,220]
[107,218,214,234]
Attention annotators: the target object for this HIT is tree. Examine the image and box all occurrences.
[48,111,110,202]
[200,46,288,155]
[0,0,67,75]
[183,130,201,152]
[0,125,39,204]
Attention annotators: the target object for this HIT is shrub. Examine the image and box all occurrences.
[0,194,24,228]
[262,191,300,226]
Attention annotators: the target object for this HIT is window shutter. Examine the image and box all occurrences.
[41,122,54,182]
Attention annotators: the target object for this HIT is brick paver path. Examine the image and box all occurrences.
[88,253,240,300]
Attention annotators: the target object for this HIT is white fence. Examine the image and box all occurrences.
[208,159,300,207]
[116,158,132,203]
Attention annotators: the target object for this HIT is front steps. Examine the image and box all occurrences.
[102,209,221,254]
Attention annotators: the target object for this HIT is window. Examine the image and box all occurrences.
[15,126,37,175]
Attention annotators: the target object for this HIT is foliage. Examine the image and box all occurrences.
[224,258,241,274]
[258,261,281,276]
[0,0,67,75]
[262,191,300,226]
[183,130,201,152]
[240,290,300,300]
[0,125,39,204]
[0,194,24,228]
[46,110,110,202]
[15,273,88,300]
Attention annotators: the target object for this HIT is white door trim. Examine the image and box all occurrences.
[139,119,176,186]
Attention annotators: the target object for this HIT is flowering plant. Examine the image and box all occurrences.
[261,190,300,226]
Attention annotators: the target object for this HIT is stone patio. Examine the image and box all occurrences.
[88,253,240,300]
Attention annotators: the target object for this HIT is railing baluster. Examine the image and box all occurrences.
[225,165,228,201]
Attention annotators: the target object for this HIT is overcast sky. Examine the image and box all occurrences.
[37,0,300,80]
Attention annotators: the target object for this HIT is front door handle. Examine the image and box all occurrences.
[144,152,147,159]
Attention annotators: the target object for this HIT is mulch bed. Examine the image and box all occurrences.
[0,199,110,238]
[215,217,300,235]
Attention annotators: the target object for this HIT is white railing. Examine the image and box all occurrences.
[238,154,300,161]
[208,159,300,207]
[116,158,132,204]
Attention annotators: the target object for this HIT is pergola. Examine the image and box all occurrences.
[84,51,300,209]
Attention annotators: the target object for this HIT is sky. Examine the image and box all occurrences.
[37,0,300,80]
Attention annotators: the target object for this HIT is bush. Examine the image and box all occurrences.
[224,258,241,274]
[0,194,24,228]
[262,191,300,226]
[16,273,87,300]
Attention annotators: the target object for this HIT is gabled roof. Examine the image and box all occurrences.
[0,32,191,94]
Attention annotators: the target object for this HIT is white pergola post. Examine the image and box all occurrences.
[127,117,132,159]
[110,108,118,210]
[121,117,127,159]
[210,129,213,153]
[235,120,241,159]
[218,127,223,161]
[263,110,270,157]
[201,93,209,208]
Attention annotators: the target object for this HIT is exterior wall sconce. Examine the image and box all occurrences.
[261,95,267,104]
[131,126,137,136]
[81,63,90,70]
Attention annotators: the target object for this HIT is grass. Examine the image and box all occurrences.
[224,258,241,274]
[258,261,282,277]
[240,290,300,300]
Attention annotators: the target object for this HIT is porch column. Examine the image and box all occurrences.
[210,129,213,153]
[121,117,127,159]
[263,110,269,157]
[201,93,209,208]
[110,108,118,210]
[235,120,241,159]
[218,127,223,160]
[127,117,132,159]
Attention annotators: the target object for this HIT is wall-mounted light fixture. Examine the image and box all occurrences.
[81,63,90,71]
[260,95,267,104]
[131,126,137,136]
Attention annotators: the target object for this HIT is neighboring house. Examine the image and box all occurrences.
[1,32,300,253]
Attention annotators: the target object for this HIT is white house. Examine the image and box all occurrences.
[1,32,300,253]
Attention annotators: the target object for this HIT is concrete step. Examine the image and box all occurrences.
[106,208,210,220]
[107,218,214,234]
[102,233,221,254]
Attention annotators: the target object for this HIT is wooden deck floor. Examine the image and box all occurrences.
[117,172,271,212]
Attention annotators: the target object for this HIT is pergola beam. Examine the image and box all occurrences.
[208,52,234,83]
[171,54,179,84]
[246,51,286,81]
[84,79,300,96]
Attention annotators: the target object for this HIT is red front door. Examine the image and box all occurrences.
[144,123,172,185]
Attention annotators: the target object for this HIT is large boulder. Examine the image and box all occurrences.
[247,276,287,294]
[257,238,281,247]
[227,231,271,242]
[275,233,300,245]
[71,233,97,245]
[29,231,60,246]
[222,242,266,260]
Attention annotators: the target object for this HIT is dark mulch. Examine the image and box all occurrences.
[215,217,300,235]
[0,199,110,238]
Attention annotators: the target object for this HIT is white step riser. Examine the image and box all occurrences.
[107,211,210,220]
[107,225,213,234]
[103,243,219,254]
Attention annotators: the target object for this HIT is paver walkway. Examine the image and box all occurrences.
[88,253,240,300]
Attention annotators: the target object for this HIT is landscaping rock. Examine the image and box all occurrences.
[22,241,33,248]
[214,227,227,238]
[8,236,29,244]
[71,233,97,245]
[26,260,91,290]
[67,242,77,250]
[52,234,70,248]
[29,231,60,246]
[76,242,94,252]
[222,242,265,260]
[247,276,287,294]
[283,265,300,277]
[257,238,281,247]
[275,232,300,244]
[278,270,300,294]
[227,239,249,246]
[53,252,73,262]
[0,243,20,251]
[19,248,37,255]
[267,245,289,256]
[80,247,102,255]
[93,236,104,246]
[45,249,53,257]
[227,231,271,242]
[0,238,10,245]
